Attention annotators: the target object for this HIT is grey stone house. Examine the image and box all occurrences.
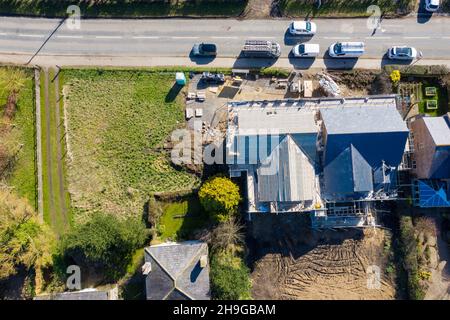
[143,241,210,300]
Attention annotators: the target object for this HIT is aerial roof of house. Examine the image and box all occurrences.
[320,105,408,135]
[423,116,450,146]
[144,241,210,300]
[324,144,373,195]
[234,106,317,135]
[257,135,315,202]
[320,105,409,168]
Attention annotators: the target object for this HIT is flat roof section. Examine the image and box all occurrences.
[423,116,450,146]
[320,105,408,135]
[235,107,317,135]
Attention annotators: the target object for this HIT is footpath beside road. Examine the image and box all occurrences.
[2,53,449,70]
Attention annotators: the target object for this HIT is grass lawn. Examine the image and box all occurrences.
[0,66,36,209]
[62,69,200,222]
[159,195,210,241]
[418,82,448,117]
[279,0,414,17]
[0,0,247,18]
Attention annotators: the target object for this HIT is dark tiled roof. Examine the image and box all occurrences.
[145,241,210,300]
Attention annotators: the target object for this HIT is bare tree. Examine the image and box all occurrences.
[211,217,244,252]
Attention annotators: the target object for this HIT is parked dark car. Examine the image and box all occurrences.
[201,72,225,84]
[192,43,217,57]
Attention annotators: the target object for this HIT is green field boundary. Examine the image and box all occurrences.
[0,0,248,18]
[40,68,71,235]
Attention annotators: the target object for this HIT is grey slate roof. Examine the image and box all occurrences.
[423,116,450,146]
[145,241,210,300]
[324,144,373,195]
[257,135,315,202]
[320,105,408,135]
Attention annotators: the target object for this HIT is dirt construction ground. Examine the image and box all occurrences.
[248,214,397,300]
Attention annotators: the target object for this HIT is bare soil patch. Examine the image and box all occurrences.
[248,214,396,300]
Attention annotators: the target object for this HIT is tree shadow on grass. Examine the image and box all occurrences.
[120,256,146,300]
[165,83,184,103]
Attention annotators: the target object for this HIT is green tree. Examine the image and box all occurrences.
[0,189,55,286]
[198,176,241,222]
[210,250,251,300]
[60,213,148,282]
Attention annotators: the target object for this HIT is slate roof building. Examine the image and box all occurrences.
[143,241,210,300]
[411,114,450,208]
[226,101,318,213]
[226,96,409,228]
[319,105,409,201]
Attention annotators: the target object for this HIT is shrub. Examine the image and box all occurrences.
[390,70,401,84]
[0,189,55,282]
[210,250,251,300]
[211,217,245,252]
[259,68,290,78]
[59,213,149,282]
[399,216,426,300]
[198,176,241,222]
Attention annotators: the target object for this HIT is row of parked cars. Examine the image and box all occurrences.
[192,19,420,61]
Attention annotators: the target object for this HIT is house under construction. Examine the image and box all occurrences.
[226,96,409,228]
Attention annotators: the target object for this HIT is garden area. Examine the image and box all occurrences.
[62,68,200,223]
[0,0,247,18]
[278,0,414,17]
[417,83,446,117]
[387,65,450,118]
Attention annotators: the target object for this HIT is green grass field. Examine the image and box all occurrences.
[279,0,414,17]
[0,67,36,208]
[62,69,200,222]
[0,0,247,18]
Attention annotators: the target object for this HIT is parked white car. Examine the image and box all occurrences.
[292,44,320,57]
[289,21,317,36]
[425,0,440,12]
[387,46,418,60]
[328,42,365,58]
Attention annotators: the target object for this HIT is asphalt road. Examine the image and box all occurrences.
[0,15,449,68]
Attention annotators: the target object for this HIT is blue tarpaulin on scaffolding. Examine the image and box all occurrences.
[416,180,450,208]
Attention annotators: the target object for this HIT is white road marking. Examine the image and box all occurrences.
[132,36,160,39]
[365,36,392,40]
[19,34,45,38]
[0,32,7,36]
[324,36,351,40]
[95,35,123,39]
[57,35,84,39]
[210,36,238,39]
[171,36,199,39]
[249,36,276,39]
[403,36,430,39]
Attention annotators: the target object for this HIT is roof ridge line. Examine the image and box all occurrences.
[146,247,176,281]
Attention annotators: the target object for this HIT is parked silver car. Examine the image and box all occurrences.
[288,21,317,36]
[387,46,418,60]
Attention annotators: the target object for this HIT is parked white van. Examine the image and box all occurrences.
[328,42,365,58]
[292,44,320,57]
[425,0,440,12]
